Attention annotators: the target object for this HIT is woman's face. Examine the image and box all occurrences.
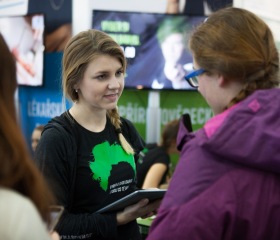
[31,129,42,152]
[194,60,225,115]
[161,33,185,65]
[76,54,124,111]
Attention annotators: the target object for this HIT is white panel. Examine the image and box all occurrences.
[73,0,167,35]
[89,0,167,13]
[0,0,28,16]
[234,0,280,43]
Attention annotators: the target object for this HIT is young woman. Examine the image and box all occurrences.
[0,34,59,240]
[136,119,180,189]
[35,29,161,240]
[148,7,280,240]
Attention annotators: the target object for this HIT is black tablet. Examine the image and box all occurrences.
[96,189,167,214]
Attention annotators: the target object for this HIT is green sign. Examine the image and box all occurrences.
[119,89,212,141]
[160,90,212,131]
[118,90,148,140]
[119,89,212,168]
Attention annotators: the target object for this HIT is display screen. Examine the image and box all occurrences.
[0,13,45,86]
[92,10,206,90]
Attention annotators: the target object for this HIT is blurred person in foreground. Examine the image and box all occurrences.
[148,7,280,240]
[35,29,161,240]
[0,34,59,240]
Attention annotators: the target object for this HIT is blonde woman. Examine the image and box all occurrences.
[35,29,161,240]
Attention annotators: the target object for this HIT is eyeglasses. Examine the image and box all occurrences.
[184,68,205,88]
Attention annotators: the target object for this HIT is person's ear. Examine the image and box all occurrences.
[217,74,227,87]
[73,83,80,90]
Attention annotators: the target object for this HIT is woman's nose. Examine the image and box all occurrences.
[108,76,120,89]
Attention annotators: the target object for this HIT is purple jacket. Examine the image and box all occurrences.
[148,89,280,240]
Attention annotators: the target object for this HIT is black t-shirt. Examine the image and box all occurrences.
[73,117,138,213]
[35,112,144,240]
[136,145,170,188]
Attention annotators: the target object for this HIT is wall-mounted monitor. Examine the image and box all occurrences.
[92,10,206,90]
[0,13,45,87]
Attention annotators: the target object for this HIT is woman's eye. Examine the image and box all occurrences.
[96,74,106,80]
[116,70,123,77]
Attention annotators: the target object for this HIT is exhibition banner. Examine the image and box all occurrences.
[160,90,212,130]
[118,90,149,139]
[18,52,67,152]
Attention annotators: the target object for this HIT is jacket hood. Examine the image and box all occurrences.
[43,111,74,136]
[177,88,280,174]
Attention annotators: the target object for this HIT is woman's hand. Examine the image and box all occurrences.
[116,198,162,225]
[50,231,60,240]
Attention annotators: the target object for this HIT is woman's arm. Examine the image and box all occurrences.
[166,0,180,14]
[142,163,168,189]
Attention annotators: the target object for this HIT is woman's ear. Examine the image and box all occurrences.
[217,74,227,87]
[73,83,79,90]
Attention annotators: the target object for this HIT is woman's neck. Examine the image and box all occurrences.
[69,103,107,132]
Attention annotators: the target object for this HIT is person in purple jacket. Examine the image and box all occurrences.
[148,7,280,240]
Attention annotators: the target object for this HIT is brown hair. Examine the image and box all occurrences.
[160,119,180,150]
[62,29,134,154]
[34,124,45,132]
[189,7,280,108]
[0,34,54,221]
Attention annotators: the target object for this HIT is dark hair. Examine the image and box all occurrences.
[157,16,190,45]
[189,7,280,108]
[0,34,54,221]
[160,119,180,150]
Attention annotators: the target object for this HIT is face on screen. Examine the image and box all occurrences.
[92,10,206,90]
[161,33,185,65]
